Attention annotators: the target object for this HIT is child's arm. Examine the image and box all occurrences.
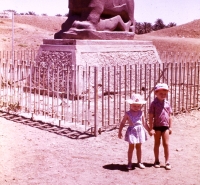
[169,114,172,134]
[142,113,150,132]
[149,113,155,135]
[118,114,127,139]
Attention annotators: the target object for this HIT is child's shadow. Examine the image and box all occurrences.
[102,164,129,172]
[103,162,154,172]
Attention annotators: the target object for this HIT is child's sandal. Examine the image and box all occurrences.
[138,163,145,169]
[127,162,132,170]
[154,161,160,168]
[165,163,171,170]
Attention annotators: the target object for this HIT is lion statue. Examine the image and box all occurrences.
[54,0,135,39]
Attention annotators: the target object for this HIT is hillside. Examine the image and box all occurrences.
[145,19,200,38]
[0,15,200,53]
[134,19,200,53]
[0,15,66,51]
[8,15,67,32]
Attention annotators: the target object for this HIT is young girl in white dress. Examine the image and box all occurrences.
[118,93,150,170]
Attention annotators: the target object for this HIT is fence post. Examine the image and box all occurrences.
[94,66,98,136]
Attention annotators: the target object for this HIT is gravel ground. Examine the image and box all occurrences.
[0,110,200,185]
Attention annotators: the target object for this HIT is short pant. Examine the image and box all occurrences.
[153,126,169,133]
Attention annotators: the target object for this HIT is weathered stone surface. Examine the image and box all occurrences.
[54,0,135,39]
[41,39,160,65]
[29,39,161,97]
[55,30,134,40]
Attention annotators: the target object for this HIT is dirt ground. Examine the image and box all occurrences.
[0,110,200,185]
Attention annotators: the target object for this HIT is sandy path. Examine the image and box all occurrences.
[0,110,200,185]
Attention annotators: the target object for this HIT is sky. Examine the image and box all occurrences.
[0,0,200,25]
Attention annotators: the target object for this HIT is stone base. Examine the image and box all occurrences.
[40,39,161,66]
[31,39,161,96]
[55,30,135,40]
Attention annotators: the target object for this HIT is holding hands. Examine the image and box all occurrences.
[149,129,155,136]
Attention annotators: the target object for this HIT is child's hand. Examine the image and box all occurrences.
[169,128,172,135]
[118,132,123,139]
[149,129,155,136]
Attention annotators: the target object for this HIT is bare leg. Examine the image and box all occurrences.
[136,143,142,163]
[154,131,162,162]
[128,144,134,163]
[162,129,170,163]
[97,15,131,31]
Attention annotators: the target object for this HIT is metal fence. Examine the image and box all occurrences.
[0,51,200,136]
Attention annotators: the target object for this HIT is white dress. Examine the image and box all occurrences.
[125,110,147,144]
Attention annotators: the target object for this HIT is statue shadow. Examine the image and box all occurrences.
[103,162,154,172]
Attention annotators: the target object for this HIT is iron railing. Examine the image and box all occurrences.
[0,51,200,136]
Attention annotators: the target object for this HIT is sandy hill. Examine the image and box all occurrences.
[9,15,67,32]
[134,19,200,53]
[146,19,200,38]
[0,15,66,51]
[0,15,200,53]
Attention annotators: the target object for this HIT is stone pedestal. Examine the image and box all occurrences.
[39,39,161,66]
[31,39,161,97]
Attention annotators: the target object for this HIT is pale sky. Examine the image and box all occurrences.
[0,0,200,25]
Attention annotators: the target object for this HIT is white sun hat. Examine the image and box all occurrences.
[125,93,147,104]
[154,83,169,91]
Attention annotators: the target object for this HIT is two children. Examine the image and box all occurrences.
[118,83,172,170]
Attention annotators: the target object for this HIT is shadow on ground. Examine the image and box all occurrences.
[0,111,94,139]
[103,162,154,171]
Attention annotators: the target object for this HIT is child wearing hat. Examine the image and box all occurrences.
[118,93,150,170]
[149,83,172,170]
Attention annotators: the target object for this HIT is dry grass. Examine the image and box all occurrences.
[0,15,200,53]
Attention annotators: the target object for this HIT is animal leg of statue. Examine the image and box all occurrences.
[86,5,104,25]
[126,0,135,32]
[68,5,104,31]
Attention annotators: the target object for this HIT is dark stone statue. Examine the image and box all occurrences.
[54,0,135,40]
